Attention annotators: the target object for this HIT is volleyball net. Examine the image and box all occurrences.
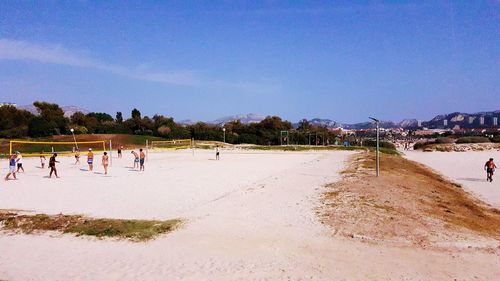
[149,139,192,150]
[9,140,107,156]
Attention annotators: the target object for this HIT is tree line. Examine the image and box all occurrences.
[0,101,338,145]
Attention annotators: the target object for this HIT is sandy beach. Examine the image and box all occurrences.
[405,150,500,209]
[1,149,499,280]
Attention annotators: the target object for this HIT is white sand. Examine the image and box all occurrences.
[1,150,499,280]
[405,150,500,209]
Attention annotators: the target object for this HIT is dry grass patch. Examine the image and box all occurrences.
[320,152,500,249]
[0,211,181,242]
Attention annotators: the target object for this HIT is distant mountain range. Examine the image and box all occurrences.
[19,104,90,118]
[178,113,266,125]
[15,104,499,129]
[421,111,500,129]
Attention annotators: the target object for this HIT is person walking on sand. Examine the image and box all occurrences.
[484,158,497,182]
[118,146,123,158]
[15,151,24,173]
[131,151,139,169]
[75,149,80,165]
[40,151,46,169]
[87,148,94,171]
[49,153,60,178]
[102,152,109,175]
[139,148,145,171]
[5,153,17,180]
[215,146,220,160]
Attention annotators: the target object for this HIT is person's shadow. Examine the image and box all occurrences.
[456,177,486,182]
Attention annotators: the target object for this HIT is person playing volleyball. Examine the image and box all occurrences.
[139,149,145,171]
[131,151,139,169]
[102,152,109,175]
[5,153,17,181]
[49,153,60,178]
[75,148,80,165]
[87,148,94,171]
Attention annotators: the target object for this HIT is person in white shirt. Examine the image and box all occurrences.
[215,146,220,160]
[16,151,24,173]
[40,151,46,169]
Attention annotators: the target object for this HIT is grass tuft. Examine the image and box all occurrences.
[0,212,181,242]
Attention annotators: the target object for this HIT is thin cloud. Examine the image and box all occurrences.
[207,2,430,17]
[0,38,199,86]
[0,38,282,94]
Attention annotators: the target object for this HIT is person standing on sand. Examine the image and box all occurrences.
[131,151,139,169]
[139,148,145,171]
[75,149,80,165]
[215,146,220,160]
[102,152,109,175]
[484,158,497,182]
[5,154,17,180]
[118,146,123,158]
[15,151,24,173]
[40,151,46,169]
[87,148,94,171]
[49,153,60,178]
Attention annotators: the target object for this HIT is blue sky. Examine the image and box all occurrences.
[0,1,498,123]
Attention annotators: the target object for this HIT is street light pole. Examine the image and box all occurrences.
[222,128,226,144]
[369,117,380,177]
[70,128,79,150]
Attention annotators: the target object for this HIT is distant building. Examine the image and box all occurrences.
[443,119,448,127]
[468,116,475,124]
[493,117,498,126]
[479,116,485,125]
[417,120,422,127]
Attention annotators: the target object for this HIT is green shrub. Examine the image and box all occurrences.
[456,137,490,144]
[434,137,455,144]
[363,140,396,150]
[491,135,500,143]
[413,142,431,150]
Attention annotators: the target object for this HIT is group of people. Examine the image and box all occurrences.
[5,146,147,181]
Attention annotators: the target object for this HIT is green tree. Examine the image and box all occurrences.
[116,112,123,123]
[33,101,68,134]
[28,117,53,137]
[70,112,86,126]
[131,108,141,119]
[297,119,312,131]
[86,112,113,123]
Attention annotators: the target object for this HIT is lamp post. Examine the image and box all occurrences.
[369,117,380,177]
[70,128,79,150]
[222,127,226,144]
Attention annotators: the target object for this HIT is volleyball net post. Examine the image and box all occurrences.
[109,140,113,166]
[146,139,149,162]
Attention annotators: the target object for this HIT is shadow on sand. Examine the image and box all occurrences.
[457,177,486,182]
